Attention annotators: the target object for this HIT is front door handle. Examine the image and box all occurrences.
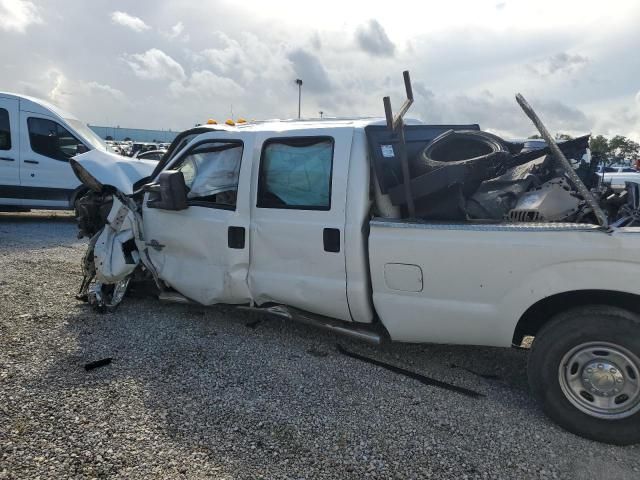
[323,228,340,253]
[24,159,39,164]
[0,156,14,162]
[228,226,245,249]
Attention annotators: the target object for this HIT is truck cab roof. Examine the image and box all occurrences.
[197,117,427,133]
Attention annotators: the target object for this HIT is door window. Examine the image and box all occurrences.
[27,117,83,161]
[257,137,334,210]
[0,108,10,150]
[171,140,243,209]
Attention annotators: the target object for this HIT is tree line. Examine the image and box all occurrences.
[528,134,640,166]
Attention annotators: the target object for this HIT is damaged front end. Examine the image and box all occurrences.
[71,151,157,312]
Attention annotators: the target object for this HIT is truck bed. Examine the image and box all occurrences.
[368,217,640,347]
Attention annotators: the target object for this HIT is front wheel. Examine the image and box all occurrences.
[528,305,640,445]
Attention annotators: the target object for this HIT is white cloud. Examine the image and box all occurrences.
[84,81,126,102]
[2,1,639,136]
[110,11,150,33]
[169,70,244,99]
[162,21,189,42]
[199,31,292,85]
[124,48,186,81]
[528,52,589,77]
[29,69,127,120]
[355,19,395,57]
[0,0,42,33]
[46,69,68,105]
[169,21,183,37]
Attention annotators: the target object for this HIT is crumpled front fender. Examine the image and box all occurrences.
[71,149,156,195]
[93,196,140,283]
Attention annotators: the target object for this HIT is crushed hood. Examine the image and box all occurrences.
[71,149,156,195]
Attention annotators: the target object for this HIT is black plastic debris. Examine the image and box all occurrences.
[337,344,483,399]
[84,358,112,371]
[375,125,604,223]
[466,155,552,220]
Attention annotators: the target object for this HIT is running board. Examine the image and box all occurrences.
[157,294,383,345]
[240,305,384,345]
[158,291,191,304]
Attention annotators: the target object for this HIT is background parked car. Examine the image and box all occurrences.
[135,149,167,161]
[0,92,108,211]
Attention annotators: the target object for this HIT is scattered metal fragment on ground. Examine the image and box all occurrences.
[84,358,113,371]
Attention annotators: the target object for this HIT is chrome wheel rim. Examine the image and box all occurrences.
[559,341,640,419]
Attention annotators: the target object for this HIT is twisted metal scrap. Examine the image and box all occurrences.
[516,93,608,228]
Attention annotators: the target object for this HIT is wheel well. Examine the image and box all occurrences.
[70,185,89,208]
[513,290,640,346]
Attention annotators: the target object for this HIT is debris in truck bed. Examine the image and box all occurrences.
[515,93,608,227]
[383,127,610,224]
[466,155,552,220]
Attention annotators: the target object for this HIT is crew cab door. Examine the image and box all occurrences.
[141,132,253,305]
[0,98,20,206]
[248,129,353,321]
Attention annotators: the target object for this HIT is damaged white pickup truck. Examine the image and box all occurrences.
[70,78,640,445]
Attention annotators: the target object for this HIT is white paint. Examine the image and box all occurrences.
[247,128,353,321]
[384,263,423,292]
[369,221,640,346]
[0,91,109,209]
[73,149,156,195]
[343,129,375,323]
[81,118,640,350]
[141,130,254,305]
[93,197,138,283]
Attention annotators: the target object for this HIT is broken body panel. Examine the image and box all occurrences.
[72,117,640,348]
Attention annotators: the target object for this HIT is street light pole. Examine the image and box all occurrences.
[295,78,303,119]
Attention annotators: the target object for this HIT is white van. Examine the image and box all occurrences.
[0,92,109,211]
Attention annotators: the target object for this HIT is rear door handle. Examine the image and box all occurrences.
[228,226,245,249]
[0,156,14,162]
[24,159,39,164]
[323,228,340,253]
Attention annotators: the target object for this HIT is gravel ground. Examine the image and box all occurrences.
[1,210,639,479]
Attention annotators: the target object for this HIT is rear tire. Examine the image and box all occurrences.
[528,305,640,445]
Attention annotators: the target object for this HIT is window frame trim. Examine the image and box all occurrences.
[0,108,11,151]
[26,116,85,162]
[256,135,335,211]
[164,138,245,211]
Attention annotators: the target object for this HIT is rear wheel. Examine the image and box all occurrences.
[528,305,640,445]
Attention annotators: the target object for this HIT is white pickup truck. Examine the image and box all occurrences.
[71,116,640,445]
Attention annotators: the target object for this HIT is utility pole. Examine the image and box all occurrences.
[295,78,303,119]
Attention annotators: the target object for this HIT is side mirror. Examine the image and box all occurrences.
[76,144,89,154]
[146,170,188,211]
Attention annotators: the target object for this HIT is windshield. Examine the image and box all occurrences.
[64,118,107,151]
